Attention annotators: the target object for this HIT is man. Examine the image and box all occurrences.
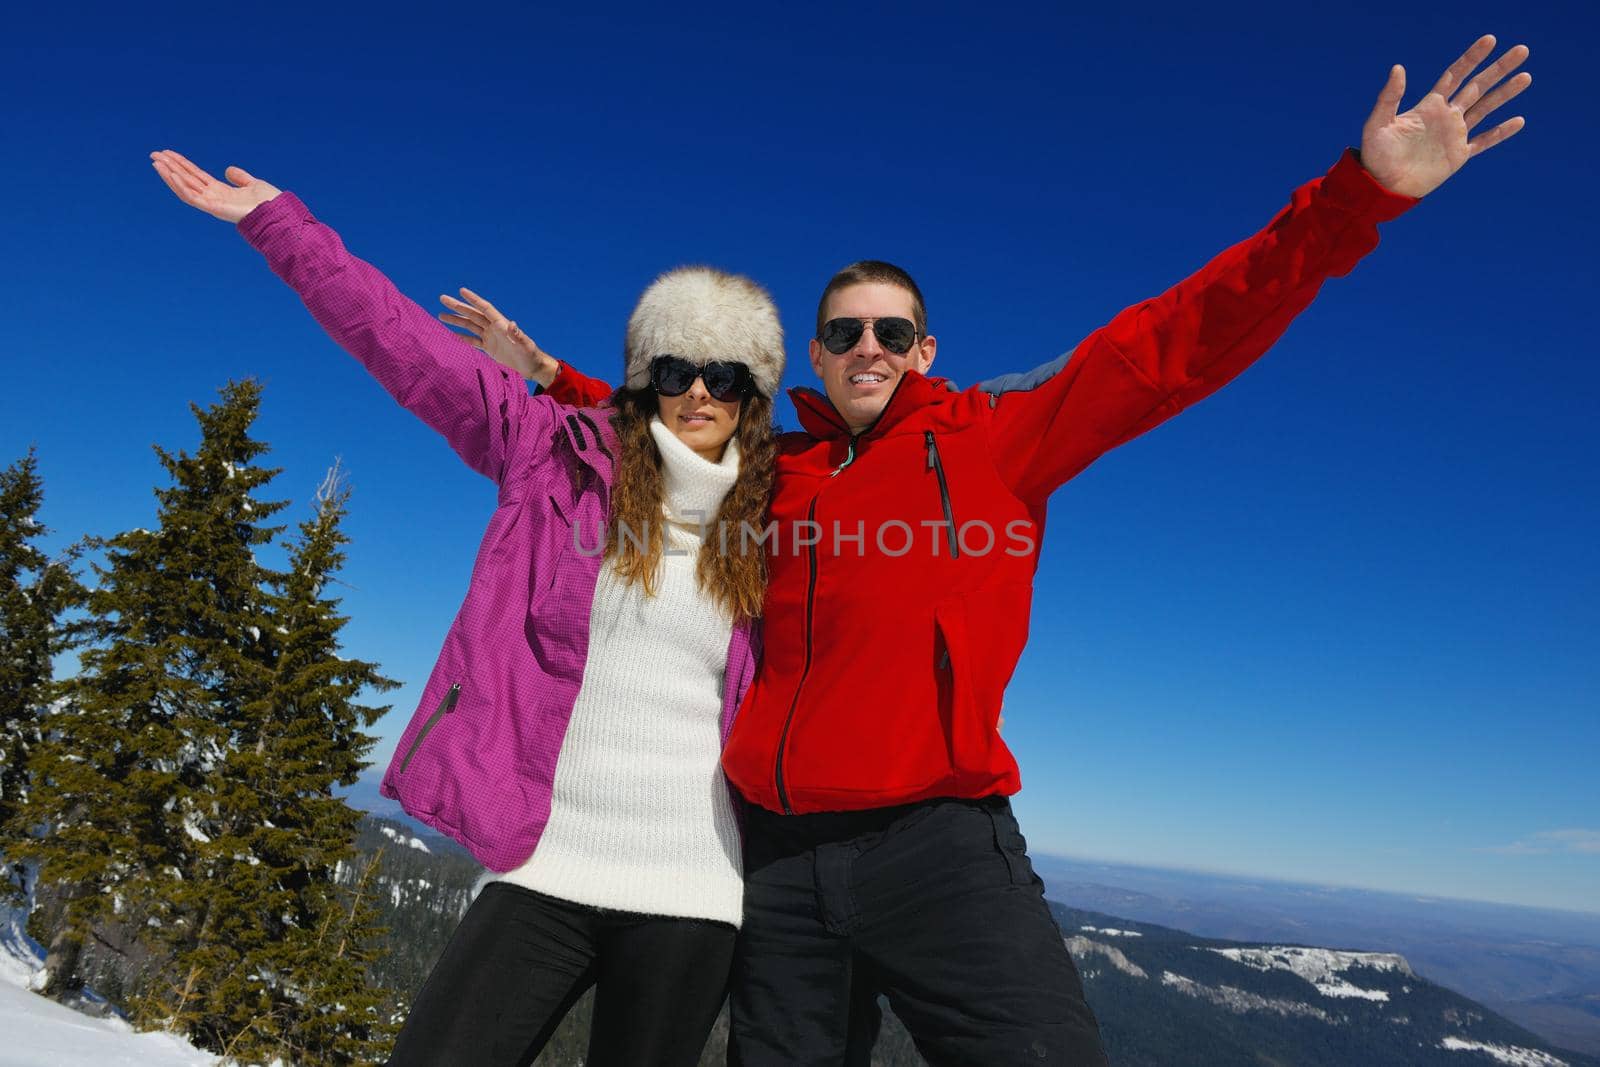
[445,35,1529,1065]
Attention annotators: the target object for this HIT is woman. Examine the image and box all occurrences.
[151,150,783,1067]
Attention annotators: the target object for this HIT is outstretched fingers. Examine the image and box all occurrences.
[436,297,488,347]
[151,156,209,207]
[1468,115,1526,159]
[439,293,487,324]
[1428,34,1496,99]
[150,154,197,196]
[151,157,190,201]
[456,287,508,320]
[1463,70,1531,131]
[155,150,216,192]
[1452,43,1530,117]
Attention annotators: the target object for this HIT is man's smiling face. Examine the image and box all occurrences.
[809,282,936,434]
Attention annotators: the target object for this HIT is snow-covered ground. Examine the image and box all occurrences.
[1210,945,1412,1002]
[1439,1036,1570,1066]
[1078,924,1142,937]
[376,826,429,853]
[1,907,217,1066]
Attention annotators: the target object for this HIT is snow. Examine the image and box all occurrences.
[0,985,220,1066]
[1160,970,1333,1023]
[1079,925,1142,937]
[181,814,210,844]
[1066,936,1148,979]
[1440,1036,1569,1066]
[377,826,430,853]
[1314,976,1391,1001]
[1209,946,1409,1002]
[3,905,217,1066]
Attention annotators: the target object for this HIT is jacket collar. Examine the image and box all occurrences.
[790,371,955,442]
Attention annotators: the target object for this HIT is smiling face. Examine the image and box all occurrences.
[657,375,743,461]
[809,282,937,434]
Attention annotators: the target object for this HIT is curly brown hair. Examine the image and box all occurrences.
[605,387,777,621]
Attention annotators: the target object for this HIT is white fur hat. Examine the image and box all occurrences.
[624,267,785,398]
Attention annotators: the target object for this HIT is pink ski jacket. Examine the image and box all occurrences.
[239,193,759,871]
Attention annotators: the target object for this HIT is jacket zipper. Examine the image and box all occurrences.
[773,435,859,814]
[771,377,910,814]
[398,682,460,774]
[924,431,960,559]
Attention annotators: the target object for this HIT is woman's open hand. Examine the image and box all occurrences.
[151,149,281,223]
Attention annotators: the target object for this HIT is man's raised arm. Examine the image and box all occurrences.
[980,36,1529,505]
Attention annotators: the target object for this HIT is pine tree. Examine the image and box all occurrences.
[15,380,287,1001]
[163,461,400,1064]
[0,448,87,901]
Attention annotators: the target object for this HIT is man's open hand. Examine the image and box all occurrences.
[438,288,561,387]
[1360,35,1530,199]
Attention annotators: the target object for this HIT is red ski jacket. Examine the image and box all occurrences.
[549,150,1414,814]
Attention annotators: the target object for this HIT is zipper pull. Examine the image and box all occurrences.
[831,435,859,476]
[925,431,935,469]
[443,683,461,711]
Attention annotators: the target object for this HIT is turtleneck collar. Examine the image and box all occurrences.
[648,415,741,526]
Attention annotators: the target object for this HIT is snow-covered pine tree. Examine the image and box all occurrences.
[16,380,287,1003]
[169,461,399,1065]
[0,448,87,901]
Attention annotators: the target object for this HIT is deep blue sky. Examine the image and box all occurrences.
[4,2,1596,912]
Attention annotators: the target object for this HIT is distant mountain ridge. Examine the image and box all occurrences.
[1031,855,1600,1058]
[1051,904,1599,1067]
[352,814,1599,1066]
[346,782,1600,1057]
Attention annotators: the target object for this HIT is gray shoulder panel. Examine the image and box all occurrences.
[975,348,1077,397]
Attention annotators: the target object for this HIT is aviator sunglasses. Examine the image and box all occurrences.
[649,355,753,402]
[817,316,920,355]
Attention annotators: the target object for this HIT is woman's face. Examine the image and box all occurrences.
[657,376,742,461]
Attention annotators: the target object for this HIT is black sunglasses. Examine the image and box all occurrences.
[817,317,920,355]
[649,355,752,402]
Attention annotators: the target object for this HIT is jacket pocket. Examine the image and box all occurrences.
[398,682,461,775]
[932,600,991,777]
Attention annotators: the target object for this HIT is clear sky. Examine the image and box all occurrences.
[4,1,1595,913]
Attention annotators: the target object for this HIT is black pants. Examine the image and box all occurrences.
[387,881,736,1067]
[730,796,1108,1066]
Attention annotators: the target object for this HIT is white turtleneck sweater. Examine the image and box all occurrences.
[496,417,745,925]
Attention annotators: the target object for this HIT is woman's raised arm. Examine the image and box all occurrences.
[152,150,552,486]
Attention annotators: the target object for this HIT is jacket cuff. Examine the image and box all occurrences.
[236,191,310,250]
[529,360,562,397]
[1323,148,1418,222]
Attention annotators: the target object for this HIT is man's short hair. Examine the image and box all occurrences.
[816,261,927,338]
